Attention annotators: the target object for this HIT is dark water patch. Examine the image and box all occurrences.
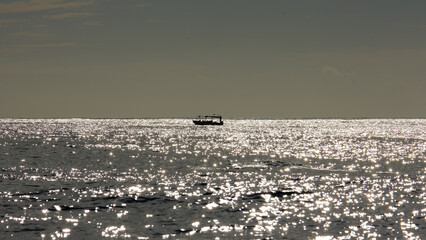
[262,160,290,167]
[270,190,313,197]
[22,184,42,187]
[334,180,364,188]
[12,190,49,197]
[15,227,46,232]
[223,208,241,213]
[89,196,120,201]
[43,198,60,202]
[119,196,160,204]
[159,219,178,226]
[21,187,71,197]
[243,190,313,201]
[84,181,99,185]
[47,205,87,211]
[242,193,264,201]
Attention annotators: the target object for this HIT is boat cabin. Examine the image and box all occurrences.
[193,115,223,125]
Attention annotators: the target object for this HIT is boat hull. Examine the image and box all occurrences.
[193,120,223,126]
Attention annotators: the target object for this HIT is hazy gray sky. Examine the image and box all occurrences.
[1,0,425,118]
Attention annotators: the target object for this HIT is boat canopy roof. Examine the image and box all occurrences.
[197,115,222,119]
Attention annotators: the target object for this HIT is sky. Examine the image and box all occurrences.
[1,0,426,119]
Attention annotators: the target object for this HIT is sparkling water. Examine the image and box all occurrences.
[0,119,425,239]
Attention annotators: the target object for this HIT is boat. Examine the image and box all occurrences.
[193,115,223,125]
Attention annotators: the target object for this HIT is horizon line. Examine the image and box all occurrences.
[1,117,425,120]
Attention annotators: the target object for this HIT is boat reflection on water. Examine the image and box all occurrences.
[193,115,223,125]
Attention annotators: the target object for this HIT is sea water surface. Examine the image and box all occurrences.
[0,119,425,239]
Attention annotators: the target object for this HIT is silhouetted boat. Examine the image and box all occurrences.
[193,115,223,125]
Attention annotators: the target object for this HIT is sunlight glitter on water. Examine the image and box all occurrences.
[0,119,425,239]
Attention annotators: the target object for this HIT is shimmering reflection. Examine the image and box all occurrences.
[0,119,425,239]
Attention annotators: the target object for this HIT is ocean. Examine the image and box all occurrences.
[0,119,424,239]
